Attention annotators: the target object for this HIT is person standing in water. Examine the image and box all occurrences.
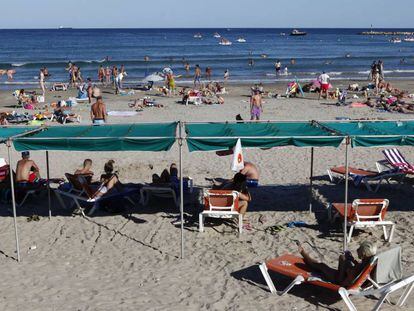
[194,64,201,88]
[224,69,230,82]
[39,68,46,97]
[275,60,281,75]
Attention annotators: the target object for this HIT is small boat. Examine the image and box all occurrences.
[213,32,221,38]
[58,26,73,30]
[290,29,307,36]
[403,37,414,42]
[280,32,286,36]
[236,37,246,43]
[219,38,232,46]
[193,33,202,39]
[390,37,402,43]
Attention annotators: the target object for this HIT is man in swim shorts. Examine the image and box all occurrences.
[90,96,107,125]
[240,161,259,188]
[16,151,41,186]
[318,71,330,100]
[250,90,262,121]
[194,64,201,87]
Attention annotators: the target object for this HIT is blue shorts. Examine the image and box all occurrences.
[93,119,105,125]
[194,76,201,83]
[246,179,259,188]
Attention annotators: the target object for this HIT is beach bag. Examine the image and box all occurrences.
[23,103,35,110]
[231,139,244,172]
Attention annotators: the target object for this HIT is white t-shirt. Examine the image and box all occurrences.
[319,73,330,84]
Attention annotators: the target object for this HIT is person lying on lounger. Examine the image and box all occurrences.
[298,240,377,287]
[74,159,94,177]
[152,163,178,185]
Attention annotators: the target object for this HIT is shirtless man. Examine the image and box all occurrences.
[240,161,259,188]
[16,151,41,184]
[90,96,107,125]
[74,159,94,176]
[194,64,201,88]
[250,90,263,121]
[39,68,46,96]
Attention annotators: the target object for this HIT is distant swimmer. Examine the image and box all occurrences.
[290,58,296,65]
[6,69,15,80]
[324,60,333,65]
[248,58,254,67]
[224,69,230,81]
[144,56,150,62]
[400,58,406,64]
[345,53,352,58]
[261,54,268,58]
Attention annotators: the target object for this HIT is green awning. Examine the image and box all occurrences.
[0,127,38,143]
[320,121,414,147]
[185,122,344,152]
[13,123,177,152]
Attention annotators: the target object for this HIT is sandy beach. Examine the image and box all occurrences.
[1,79,414,311]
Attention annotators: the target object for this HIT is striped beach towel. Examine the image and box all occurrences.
[383,148,414,174]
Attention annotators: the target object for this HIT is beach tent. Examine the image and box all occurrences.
[185,120,414,251]
[0,126,42,262]
[6,123,184,262]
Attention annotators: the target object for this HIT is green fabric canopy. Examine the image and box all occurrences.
[13,123,177,152]
[185,122,344,152]
[0,127,38,143]
[320,121,414,147]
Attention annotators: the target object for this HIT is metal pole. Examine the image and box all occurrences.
[343,137,350,252]
[179,121,184,259]
[309,147,314,213]
[46,151,51,219]
[7,141,21,262]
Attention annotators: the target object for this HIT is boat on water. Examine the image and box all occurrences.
[193,33,203,39]
[236,37,246,43]
[58,26,73,30]
[390,37,402,43]
[219,38,232,46]
[280,32,286,36]
[213,32,221,38]
[403,37,414,42]
[290,29,307,36]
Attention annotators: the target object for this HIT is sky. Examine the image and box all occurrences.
[1,0,413,29]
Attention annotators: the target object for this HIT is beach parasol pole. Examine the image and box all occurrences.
[46,151,52,219]
[179,121,184,259]
[343,137,350,251]
[7,140,21,262]
[309,147,314,213]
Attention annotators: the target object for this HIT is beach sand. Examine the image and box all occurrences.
[0,80,414,310]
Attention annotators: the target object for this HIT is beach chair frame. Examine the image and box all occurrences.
[199,190,242,234]
[139,186,178,207]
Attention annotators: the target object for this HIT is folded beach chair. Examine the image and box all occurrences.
[199,190,242,234]
[328,199,395,243]
[259,247,414,311]
[327,166,405,192]
[377,148,414,175]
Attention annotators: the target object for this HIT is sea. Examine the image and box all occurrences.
[1,28,414,89]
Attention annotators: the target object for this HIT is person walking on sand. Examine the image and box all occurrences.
[105,66,111,86]
[205,67,212,80]
[98,65,104,84]
[184,62,190,76]
[90,96,107,125]
[39,68,46,97]
[250,90,263,121]
[194,64,201,88]
[318,71,330,100]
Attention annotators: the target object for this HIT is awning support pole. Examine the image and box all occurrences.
[46,151,52,219]
[343,137,350,252]
[7,141,21,262]
[309,147,314,213]
[179,121,184,259]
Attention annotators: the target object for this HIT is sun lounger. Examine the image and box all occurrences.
[139,185,178,207]
[328,199,395,243]
[199,190,242,234]
[259,248,414,311]
[327,166,405,192]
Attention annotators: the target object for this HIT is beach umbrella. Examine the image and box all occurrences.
[143,73,164,82]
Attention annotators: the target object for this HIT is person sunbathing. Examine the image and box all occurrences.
[74,159,94,177]
[92,160,123,200]
[298,240,377,287]
[152,163,178,184]
[16,151,41,185]
[0,113,8,125]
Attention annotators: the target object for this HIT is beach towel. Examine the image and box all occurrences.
[349,102,367,108]
[107,111,138,117]
[374,247,402,284]
[231,139,244,172]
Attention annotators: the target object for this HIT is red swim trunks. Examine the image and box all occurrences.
[321,83,329,91]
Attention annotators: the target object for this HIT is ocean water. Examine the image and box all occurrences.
[1,28,414,88]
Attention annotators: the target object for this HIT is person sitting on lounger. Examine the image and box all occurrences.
[93,160,123,200]
[298,240,377,287]
[16,151,41,185]
[74,159,94,177]
[240,161,259,188]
